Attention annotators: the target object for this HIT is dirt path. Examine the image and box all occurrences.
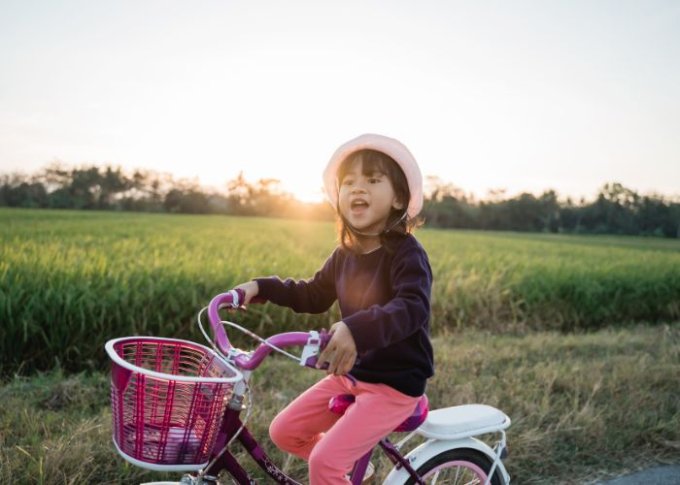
[597,465,680,484]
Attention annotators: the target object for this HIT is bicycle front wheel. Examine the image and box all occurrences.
[405,448,503,485]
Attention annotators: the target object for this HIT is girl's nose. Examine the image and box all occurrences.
[351,180,368,193]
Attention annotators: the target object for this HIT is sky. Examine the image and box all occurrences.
[1,0,679,203]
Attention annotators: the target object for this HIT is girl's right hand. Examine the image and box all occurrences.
[232,281,260,307]
[317,322,357,376]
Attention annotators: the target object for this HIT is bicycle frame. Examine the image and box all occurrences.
[204,405,298,484]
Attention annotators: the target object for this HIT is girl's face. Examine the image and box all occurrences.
[338,158,404,236]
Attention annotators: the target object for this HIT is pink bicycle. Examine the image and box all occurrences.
[105,290,512,484]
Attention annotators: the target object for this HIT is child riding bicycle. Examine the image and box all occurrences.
[232,133,434,484]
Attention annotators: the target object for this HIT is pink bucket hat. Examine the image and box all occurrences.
[323,134,424,219]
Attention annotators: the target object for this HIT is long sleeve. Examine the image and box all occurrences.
[254,249,339,314]
[342,241,432,354]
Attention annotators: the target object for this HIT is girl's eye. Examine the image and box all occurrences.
[369,178,381,184]
[341,178,354,186]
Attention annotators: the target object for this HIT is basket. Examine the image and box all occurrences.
[105,336,243,471]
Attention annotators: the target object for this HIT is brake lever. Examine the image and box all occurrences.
[300,329,331,369]
[218,289,266,311]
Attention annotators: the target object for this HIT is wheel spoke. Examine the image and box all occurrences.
[462,478,481,485]
[452,466,461,485]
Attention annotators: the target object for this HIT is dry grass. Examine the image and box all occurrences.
[1,324,678,484]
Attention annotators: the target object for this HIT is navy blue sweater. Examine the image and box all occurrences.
[255,234,434,397]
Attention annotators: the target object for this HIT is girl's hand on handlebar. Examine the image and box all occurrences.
[317,322,357,376]
[232,281,261,308]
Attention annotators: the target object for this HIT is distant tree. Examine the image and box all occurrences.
[99,166,130,208]
[671,203,680,238]
[636,195,680,237]
[539,190,560,232]
[559,197,581,233]
[0,174,47,208]
[226,172,256,215]
[422,177,477,228]
[163,187,210,214]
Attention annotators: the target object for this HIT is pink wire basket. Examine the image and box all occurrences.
[105,336,243,471]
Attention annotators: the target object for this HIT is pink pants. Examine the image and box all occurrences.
[269,375,420,485]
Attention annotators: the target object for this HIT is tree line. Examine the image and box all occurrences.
[2,164,678,237]
[422,177,680,238]
[0,163,332,220]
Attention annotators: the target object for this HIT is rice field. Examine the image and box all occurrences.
[1,207,679,375]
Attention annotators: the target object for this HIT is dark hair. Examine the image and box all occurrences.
[336,149,418,252]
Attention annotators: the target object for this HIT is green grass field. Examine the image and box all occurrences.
[2,208,679,374]
[1,208,679,483]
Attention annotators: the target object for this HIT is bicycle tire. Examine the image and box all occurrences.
[404,448,504,485]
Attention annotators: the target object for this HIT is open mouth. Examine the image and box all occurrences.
[351,199,369,211]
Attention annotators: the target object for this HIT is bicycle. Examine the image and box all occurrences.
[105,290,512,484]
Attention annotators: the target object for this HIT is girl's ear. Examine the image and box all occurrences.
[392,198,405,210]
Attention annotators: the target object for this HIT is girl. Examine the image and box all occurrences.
[234,134,434,484]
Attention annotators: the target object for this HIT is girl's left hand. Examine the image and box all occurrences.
[317,322,357,376]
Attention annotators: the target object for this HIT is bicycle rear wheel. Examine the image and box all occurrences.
[405,448,503,485]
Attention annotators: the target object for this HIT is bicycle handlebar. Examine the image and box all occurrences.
[208,289,245,353]
[207,290,331,370]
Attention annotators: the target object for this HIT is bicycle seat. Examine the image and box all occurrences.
[328,394,429,432]
[417,404,511,440]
